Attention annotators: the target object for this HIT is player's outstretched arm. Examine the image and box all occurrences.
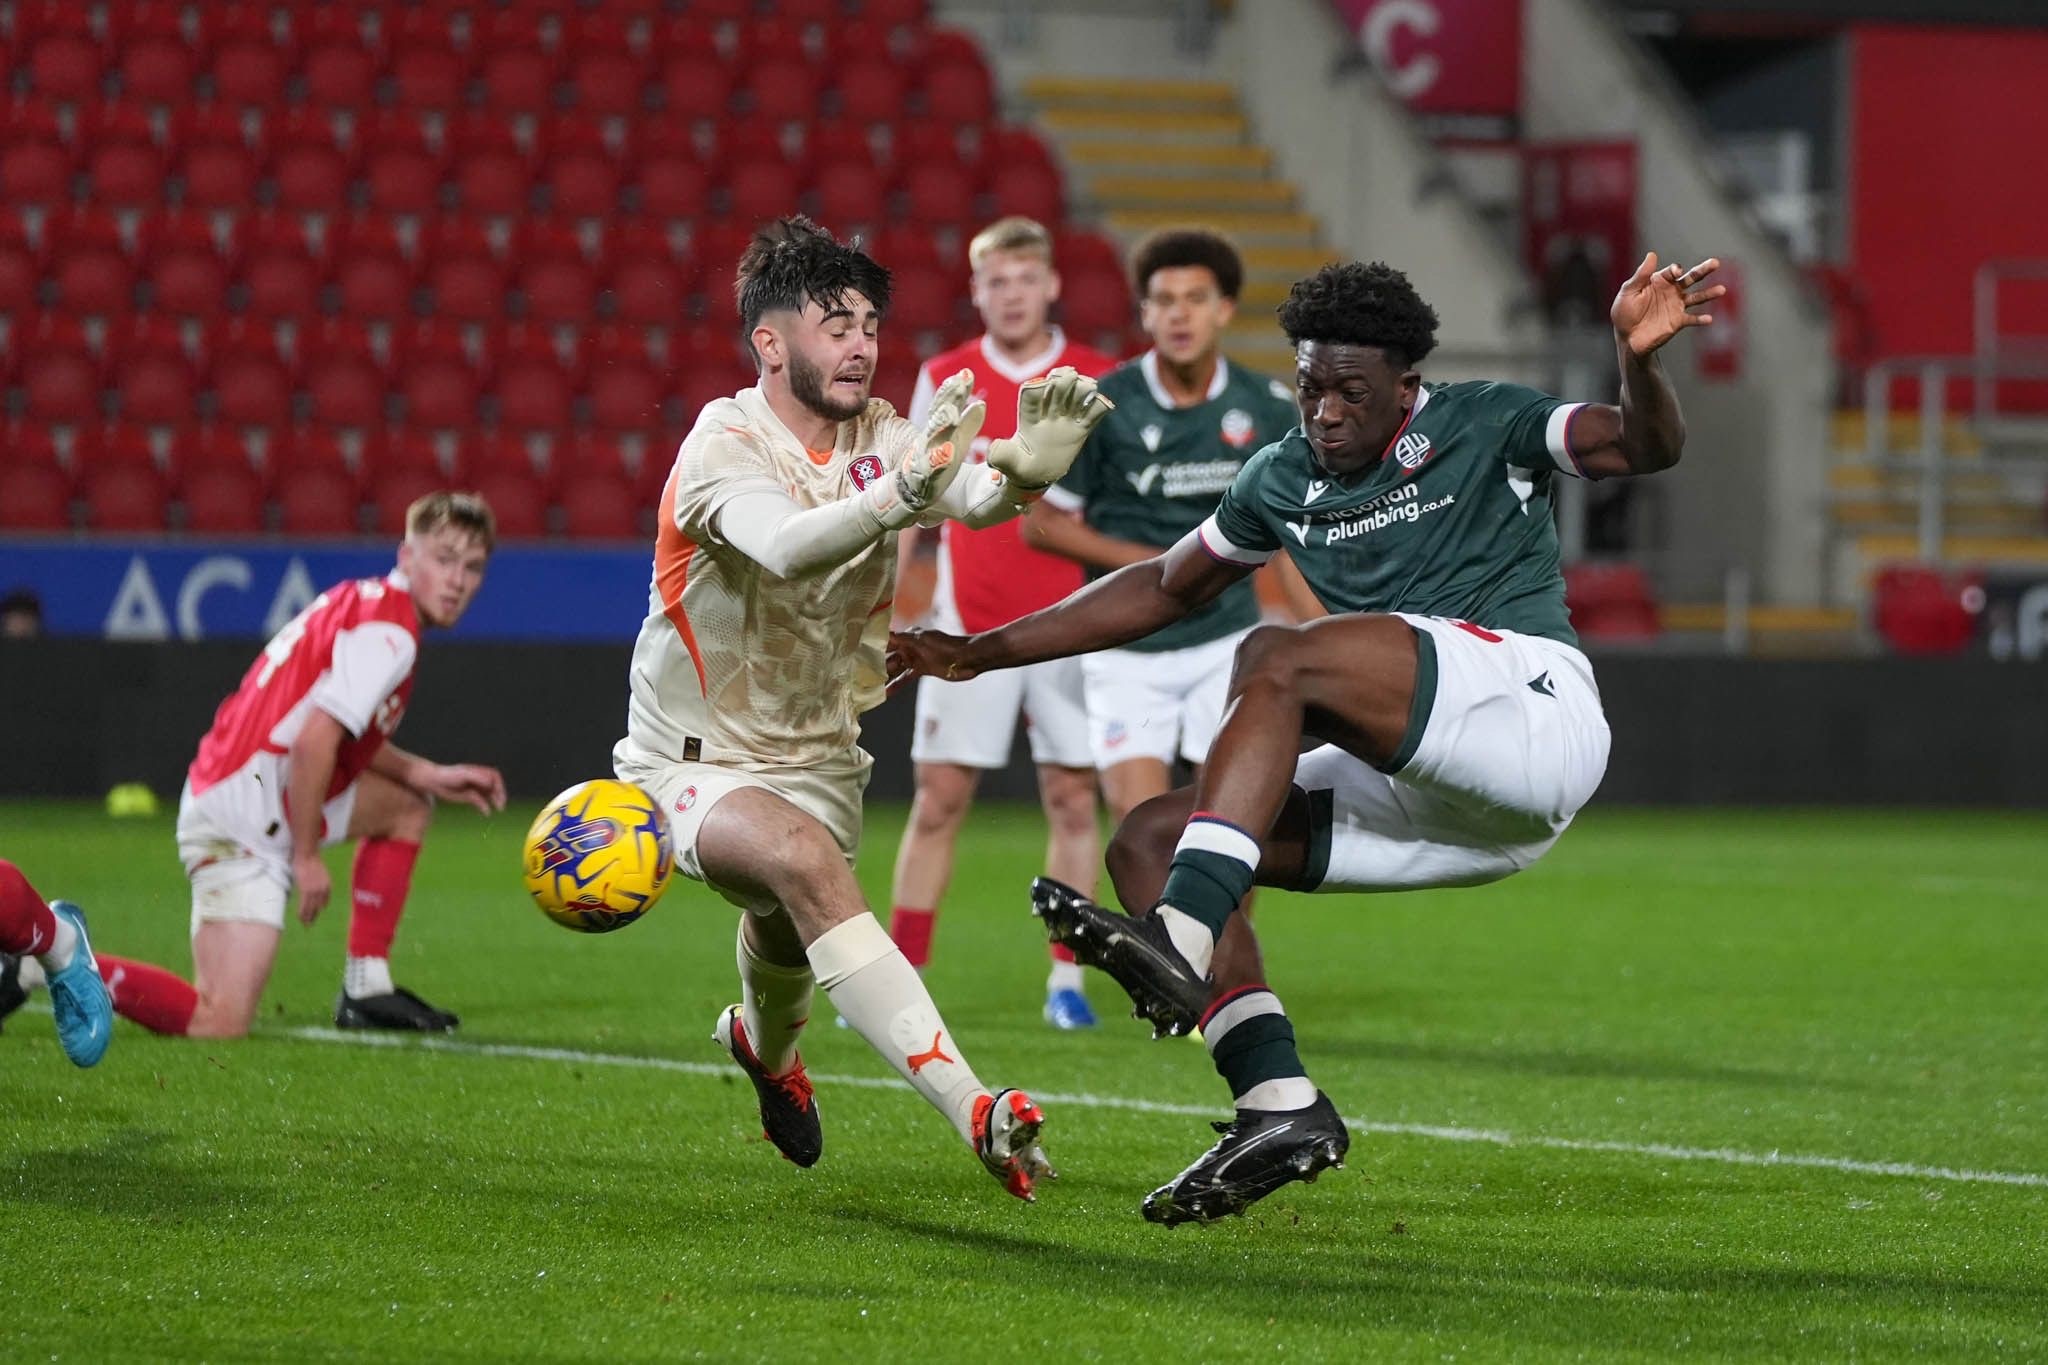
[1570,252,1725,479]
[371,742,507,815]
[887,529,1246,686]
[715,372,986,578]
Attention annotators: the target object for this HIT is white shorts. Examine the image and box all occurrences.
[1292,615,1611,893]
[911,656,1092,770]
[1081,630,1244,769]
[614,741,870,916]
[175,764,358,934]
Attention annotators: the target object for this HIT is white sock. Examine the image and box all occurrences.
[1234,1077,1319,1111]
[737,917,815,1076]
[40,906,78,973]
[1046,960,1084,993]
[345,955,394,998]
[1156,904,1217,978]
[17,956,47,991]
[808,914,986,1144]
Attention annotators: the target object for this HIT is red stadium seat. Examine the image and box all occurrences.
[1564,562,1662,641]
[558,470,640,539]
[728,159,803,224]
[211,40,288,108]
[555,427,634,480]
[456,148,532,216]
[1060,266,1134,340]
[1,422,61,467]
[74,423,158,470]
[303,41,380,109]
[181,463,267,534]
[609,256,689,327]
[273,425,351,476]
[272,144,351,213]
[337,252,415,321]
[428,255,508,323]
[120,34,198,105]
[492,357,574,433]
[834,66,909,124]
[513,217,586,266]
[569,49,648,117]
[589,359,664,434]
[370,465,452,535]
[888,270,956,334]
[82,462,171,532]
[179,142,259,210]
[1054,229,1123,279]
[29,34,104,102]
[401,355,482,431]
[745,57,823,124]
[898,161,978,226]
[54,242,136,315]
[547,151,623,218]
[264,106,344,157]
[118,351,197,426]
[391,43,469,110]
[168,425,259,481]
[870,222,945,273]
[480,46,559,113]
[888,119,966,175]
[392,317,475,370]
[365,147,445,216]
[0,462,72,530]
[814,162,888,229]
[419,217,496,276]
[211,349,293,428]
[86,140,167,208]
[988,161,1063,223]
[520,257,598,326]
[0,133,71,205]
[305,355,387,428]
[0,238,37,312]
[865,0,931,26]
[363,427,446,480]
[447,110,523,160]
[473,467,549,538]
[146,244,228,319]
[638,153,711,220]
[660,53,735,120]
[475,7,547,53]
[1871,565,1977,655]
[241,244,323,320]
[461,428,537,479]
[276,464,363,535]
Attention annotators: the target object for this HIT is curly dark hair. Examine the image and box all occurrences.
[1130,227,1244,301]
[735,216,892,349]
[1278,261,1440,368]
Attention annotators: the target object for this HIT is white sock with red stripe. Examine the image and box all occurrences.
[807,914,987,1144]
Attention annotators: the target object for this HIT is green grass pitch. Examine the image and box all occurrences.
[3,800,2044,1362]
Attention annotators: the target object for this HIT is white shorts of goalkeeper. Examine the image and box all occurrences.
[1288,613,1612,894]
[613,740,871,915]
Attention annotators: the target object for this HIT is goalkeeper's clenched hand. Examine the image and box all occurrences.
[987,366,1115,490]
[895,368,986,512]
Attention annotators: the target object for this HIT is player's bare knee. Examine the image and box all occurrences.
[388,784,433,841]
[1229,623,1308,699]
[1106,792,1189,906]
[908,767,975,836]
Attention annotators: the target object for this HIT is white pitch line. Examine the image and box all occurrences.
[283,1026,2048,1190]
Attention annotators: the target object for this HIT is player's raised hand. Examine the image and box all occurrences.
[422,762,509,815]
[886,627,979,692]
[1612,252,1725,358]
[988,366,1115,490]
[897,368,986,511]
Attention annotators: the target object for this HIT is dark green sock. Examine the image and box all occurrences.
[1209,998,1308,1097]
[1160,847,1254,941]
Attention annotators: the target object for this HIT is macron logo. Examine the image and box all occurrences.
[1139,424,1163,453]
[1306,479,1329,503]
[1128,464,1163,495]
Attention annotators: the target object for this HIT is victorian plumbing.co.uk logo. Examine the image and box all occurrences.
[1286,481,1457,546]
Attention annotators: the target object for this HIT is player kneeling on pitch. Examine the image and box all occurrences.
[891,252,1724,1222]
[2,494,508,1040]
[614,217,1112,1200]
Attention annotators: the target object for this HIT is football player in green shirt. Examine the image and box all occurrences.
[890,250,1722,1223]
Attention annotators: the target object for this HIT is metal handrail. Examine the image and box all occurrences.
[1859,353,2048,562]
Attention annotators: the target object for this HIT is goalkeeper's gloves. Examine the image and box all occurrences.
[869,368,986,529]
[986,366,1115,491]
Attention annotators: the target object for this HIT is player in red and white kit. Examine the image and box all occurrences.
[2,494,508,1041]
[888,217,1119,1029]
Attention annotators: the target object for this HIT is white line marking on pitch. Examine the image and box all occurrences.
[284,1027,2048,1190]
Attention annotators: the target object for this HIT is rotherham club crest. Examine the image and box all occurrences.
[1220,408,1256,449]
[676,786,698,813]
[1393,431,1434,470]
[848,454,886,490]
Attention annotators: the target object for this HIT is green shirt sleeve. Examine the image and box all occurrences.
[1485,381,1588,476]
[1204,446,1282,562]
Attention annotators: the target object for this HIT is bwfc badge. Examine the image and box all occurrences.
[1393,431,1434,470]
[1220,408,1257,449]
[847,453,886,490]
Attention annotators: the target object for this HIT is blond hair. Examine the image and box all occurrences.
[406,490,497,553]
[967,217,1054,272]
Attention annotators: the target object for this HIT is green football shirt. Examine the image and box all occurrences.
[1200,380,1593,646]
[1047,352,1298,653]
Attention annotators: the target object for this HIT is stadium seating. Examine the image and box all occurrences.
[0,6,1100,540]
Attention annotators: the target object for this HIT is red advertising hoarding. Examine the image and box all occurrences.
[1329,0,1523,139]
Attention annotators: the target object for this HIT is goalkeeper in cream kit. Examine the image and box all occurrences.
[614,217,1112,1200]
